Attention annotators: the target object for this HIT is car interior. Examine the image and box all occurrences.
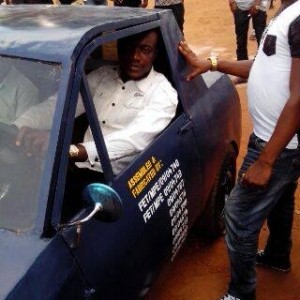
[63,29,181,221]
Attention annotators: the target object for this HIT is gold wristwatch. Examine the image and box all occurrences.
[69,144,80,158]
[207,56,218,72]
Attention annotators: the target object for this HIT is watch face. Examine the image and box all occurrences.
[69,145,79,157]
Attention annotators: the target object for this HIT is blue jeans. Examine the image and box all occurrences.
[233,9,266,60]
[224,133,300,299]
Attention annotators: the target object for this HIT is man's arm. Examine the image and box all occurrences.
[243,57,300,187]
[178,40,253,80]
[140,0,147,7]
[75,76,178,174]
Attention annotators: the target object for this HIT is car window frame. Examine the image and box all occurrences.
[74,21,168,184]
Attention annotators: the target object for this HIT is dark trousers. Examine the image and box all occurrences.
[155,2,185,32]
[114,0,141,7]
[264,180,298,259]
[233,8,267,60]
[225,133,300,298]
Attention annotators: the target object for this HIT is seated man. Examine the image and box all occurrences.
[13,29,178,177]
[0,59,39,125]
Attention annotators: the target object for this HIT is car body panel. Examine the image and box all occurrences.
[0,5,241,299]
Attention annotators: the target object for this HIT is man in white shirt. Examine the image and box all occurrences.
[0,60,38,125]
[229,0,268,85]
[14,29,178,176]
[179,0,300,299]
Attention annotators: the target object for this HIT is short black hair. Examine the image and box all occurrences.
[117,28,161,55]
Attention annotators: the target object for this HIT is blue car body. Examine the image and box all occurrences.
[0,5,241,299]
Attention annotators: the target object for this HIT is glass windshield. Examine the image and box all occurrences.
[0,56,61,232]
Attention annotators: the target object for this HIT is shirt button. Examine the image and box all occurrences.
[102,120,106,124]
[122,86,125,90]
[112,103,115,106]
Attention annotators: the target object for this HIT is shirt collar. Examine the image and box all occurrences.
[135,67,155,93]
[114,67,155,93]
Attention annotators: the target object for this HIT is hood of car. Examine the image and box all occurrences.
[0,229,49,299]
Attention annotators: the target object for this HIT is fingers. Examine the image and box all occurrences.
[15,126,29,147]
[239,171,269,189]
[178,40,196,58]
[179,40,204,81]
[15,126,49,157]
[186,70,201,81]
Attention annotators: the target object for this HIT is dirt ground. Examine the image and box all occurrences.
[144,0,300,299]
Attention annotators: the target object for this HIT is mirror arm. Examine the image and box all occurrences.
[59,202,102,229]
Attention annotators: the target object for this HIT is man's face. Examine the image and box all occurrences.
[118,31,158,81]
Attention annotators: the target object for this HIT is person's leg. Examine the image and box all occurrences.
[155,3,184,32]
[114,0,140,6]
[224,134,300,299]
[257,180,297,271]
[234,9,250,60]
[252,10,267,45]
[170,3,185,32]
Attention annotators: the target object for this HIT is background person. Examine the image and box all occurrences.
[229,0,268,84]
[111,0,147,7]
[154,0,185,32]
[179,0,300,298]
[0,60,39,125]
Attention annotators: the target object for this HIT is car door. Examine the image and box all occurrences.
[58,24,204,300]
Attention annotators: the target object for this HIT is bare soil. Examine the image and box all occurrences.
[145,0,300,299]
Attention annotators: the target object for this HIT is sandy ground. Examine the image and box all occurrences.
[145,0,300,299]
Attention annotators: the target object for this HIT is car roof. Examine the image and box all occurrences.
[0,5,162,62]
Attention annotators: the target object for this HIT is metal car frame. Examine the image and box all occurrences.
[0,5,241,299]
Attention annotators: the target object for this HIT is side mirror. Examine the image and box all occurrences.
[61,183,123,228]
[83,183,123,222]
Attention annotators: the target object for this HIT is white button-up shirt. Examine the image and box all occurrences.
[15,65,178,175]
[77,65,178,174]
[0,65,39,124]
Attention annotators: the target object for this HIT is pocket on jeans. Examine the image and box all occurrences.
[292,158,300,166]
[263,34,277,56]
[254,139,267,151]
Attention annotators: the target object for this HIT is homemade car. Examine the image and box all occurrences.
[0,5,241,300]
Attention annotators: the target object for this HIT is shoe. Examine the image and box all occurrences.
[256,250,291,272]
[232,77,247,85]
[220,294,241,300]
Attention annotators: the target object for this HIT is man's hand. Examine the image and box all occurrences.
[249,2,260,15]
[178,41,212,81]
[229,0,238,13]
[241,159,273,188]
[140,0,147,7]
[15,126,49,158]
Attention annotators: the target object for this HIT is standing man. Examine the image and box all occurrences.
[179,0,300,299]
[229,0,268,84]
[154,0,185,32]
